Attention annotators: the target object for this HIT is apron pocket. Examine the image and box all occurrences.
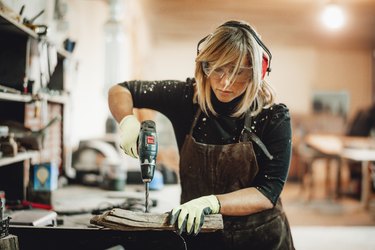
[228,214,285,250]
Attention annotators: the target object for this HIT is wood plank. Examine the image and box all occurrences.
[90,209,223,232]
[0,234,19,250]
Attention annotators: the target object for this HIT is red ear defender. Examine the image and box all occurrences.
[261,54,269,80]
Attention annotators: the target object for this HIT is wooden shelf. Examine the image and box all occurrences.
[0,92,69,104]
[0,151,38,168]
[0,12,38,39]
[0,92,32,102]
[0,8,70,202]
[0,12,71,59]
[44,94,69,104]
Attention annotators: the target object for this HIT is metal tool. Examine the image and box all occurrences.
[0,192,4,221]
[0,191,9,239]
[0,116,61,150]
[138,120,158,213]
[20,6,48,36]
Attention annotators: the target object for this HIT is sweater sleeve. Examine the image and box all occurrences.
[117,79,196,150]
[118,79,195,119]
[251,104,292,205]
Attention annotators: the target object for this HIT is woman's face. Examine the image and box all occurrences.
[208,57,252,103]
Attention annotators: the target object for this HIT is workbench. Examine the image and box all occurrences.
[304,133,375,209]
[8,184,224,250]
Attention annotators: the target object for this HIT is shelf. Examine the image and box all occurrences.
[0,151,38,168]
[0,92,32,102]
[0,92,69,104]
[43,94,69,104]
[0,12,71,59]
[0,7,70,202]
[0,12,38,39]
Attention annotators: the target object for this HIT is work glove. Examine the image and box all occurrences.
[169,195,220,235]
[118,115,140,158]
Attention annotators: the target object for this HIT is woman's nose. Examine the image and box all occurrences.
[219,74,231,88]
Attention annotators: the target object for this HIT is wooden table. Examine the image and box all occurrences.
[304,133,375,209]
[7,184,225,250]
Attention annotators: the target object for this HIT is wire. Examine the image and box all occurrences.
[172,231,188,250]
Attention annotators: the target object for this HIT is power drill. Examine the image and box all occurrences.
[138,120,158,213]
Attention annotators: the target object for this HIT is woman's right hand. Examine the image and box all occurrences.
[119,115,141,158]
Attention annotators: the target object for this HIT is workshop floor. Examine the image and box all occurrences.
[281,164,375,250]
[282,182,375,226]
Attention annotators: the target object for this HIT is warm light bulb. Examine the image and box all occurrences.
[321,4,346,29]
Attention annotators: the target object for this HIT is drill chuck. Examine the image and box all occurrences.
[140,164,155,182]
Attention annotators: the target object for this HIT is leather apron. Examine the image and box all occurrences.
[179,108,295,250]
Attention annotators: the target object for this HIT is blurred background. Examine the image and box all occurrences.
[0,0,375,249]
[3,0,374,142]
[3,0,375,143]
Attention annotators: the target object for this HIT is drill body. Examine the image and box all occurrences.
[138,120,158,211]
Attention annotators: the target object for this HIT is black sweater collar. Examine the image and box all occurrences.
[211,89,245,116]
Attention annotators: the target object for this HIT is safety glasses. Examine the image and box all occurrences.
[202,62,253,84]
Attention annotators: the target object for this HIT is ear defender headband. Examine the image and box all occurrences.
[197,21,272,80]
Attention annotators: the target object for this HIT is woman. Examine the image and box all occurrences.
[108,20,294,249]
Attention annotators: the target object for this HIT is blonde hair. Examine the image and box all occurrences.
[194,20,275,117]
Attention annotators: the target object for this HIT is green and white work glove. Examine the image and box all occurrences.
[169,195,220,235]
[118,115,140,158]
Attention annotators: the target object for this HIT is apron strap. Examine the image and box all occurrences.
[241,110,274,160]
[189,107,202,136]
[190,107,273,160]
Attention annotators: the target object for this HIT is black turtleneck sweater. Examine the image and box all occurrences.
[118,78,292,205]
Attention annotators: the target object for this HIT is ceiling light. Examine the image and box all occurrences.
[321,3,346,29]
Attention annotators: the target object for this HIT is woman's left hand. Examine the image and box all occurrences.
[169,195,220,235]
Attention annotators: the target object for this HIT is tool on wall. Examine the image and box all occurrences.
[0,115,61,150]
[138,120,158,213]
[19,5,48,36]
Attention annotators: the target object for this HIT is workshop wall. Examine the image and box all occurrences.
[65,0,108,145]
[270,46,372,119]
[2,0,373,147]
[140,40,372,123]
[65,0,151,147]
